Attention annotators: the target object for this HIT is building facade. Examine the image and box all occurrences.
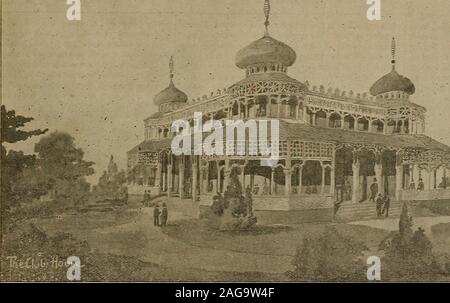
[127,1,450,222]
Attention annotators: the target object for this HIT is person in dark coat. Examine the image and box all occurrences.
[160,203,168,227]
[153,204,160,226]
[382,194,390,218]
[369,178,379,202]
[417,178,425,191]
[375,193,383,217]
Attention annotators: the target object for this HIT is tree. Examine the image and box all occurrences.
[212,167,257,230]
[92,155,127,201]
[288,226,368,281]
[34,131,95,205]
[380,203,440,280]
[1,105,48,208]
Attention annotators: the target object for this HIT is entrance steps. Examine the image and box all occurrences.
[334,199,403,222]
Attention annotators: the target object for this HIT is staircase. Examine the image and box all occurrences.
[334,199,402,222]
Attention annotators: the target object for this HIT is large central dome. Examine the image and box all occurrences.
[370,69,415,96]
[235,35,297,69]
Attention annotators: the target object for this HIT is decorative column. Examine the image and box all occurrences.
[277,96,281,118]
[271,168,276,195]
[199,167,203,195]
[192,157,198,202]
[330,166,335,195]
[395,164,403,200]
[374,162,383,194]
[433,168,437,189]
[311,111,316,126]
[179,156,184,197]
[298,165,303,195]
[284,168,291,196]
[427,167,433,190]
[330,148,336,195]
[352,156,360,203]
[216,162,220,193]
[167,163,172,197]
[162,172,166,192]
[240,166,245,190]
[155,162,162,191]
[224,158,230,190]
[321,162,326,194]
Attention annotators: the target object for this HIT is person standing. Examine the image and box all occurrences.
[417,178,425,191]
[369,178,379,202]
[375,193,383,217]
[153,204,160,226]
[160,203,168,227]
[382,194,390,218]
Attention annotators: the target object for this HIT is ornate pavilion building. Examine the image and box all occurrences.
[127,1,450,222]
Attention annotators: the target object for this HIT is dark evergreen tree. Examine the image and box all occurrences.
[1,105,48,209]
[34,131,95,205]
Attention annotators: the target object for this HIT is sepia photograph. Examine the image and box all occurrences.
[1,0,450,291]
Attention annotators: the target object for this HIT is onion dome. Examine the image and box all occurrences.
[370,38,415,97]
[235,36,297,69]
[235,0,296,72]
[153,56,188,112]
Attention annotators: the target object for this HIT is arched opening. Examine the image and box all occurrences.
[344,115,355,130]
[302,160,322,194]
[231,101,239,116]
[328,113,342,128]
[371,119,384,133]
[298,102,304,120]
[393,120,403,134]
[288,96,298,118]
[358,149,376,202]
[315,110,327,127]
[357,117,369,131]
[335,147,354,202]
[255,96,268,117]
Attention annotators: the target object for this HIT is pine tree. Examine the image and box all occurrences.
[1,105,48,208]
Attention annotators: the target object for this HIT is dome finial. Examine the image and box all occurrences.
[169,55,174,82]
[391,37,396,71]
[263,0,271,36]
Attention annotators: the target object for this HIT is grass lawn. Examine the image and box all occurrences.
[14,202,449,281]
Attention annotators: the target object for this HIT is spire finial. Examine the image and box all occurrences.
[169,56,174,81]
[264,0,271,36]
[391,37,396,70]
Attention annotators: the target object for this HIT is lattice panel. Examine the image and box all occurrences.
[138,152,159,166]
[290,141,333,158]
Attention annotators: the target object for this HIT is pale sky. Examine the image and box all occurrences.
[3,0,450,183]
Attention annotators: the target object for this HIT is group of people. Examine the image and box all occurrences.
[408,178,425,191]
[409,176,449,190]
[153,203,168,227]
[375,193,390,217]
[367,178,390,217]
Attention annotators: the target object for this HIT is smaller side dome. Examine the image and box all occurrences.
[152,56,188,113]
[369,37,415,97]
[153,81,188,106]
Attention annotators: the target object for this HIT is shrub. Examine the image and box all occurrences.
[210,167,257,230]
[287,226,368,281]
[379,203,442,281]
